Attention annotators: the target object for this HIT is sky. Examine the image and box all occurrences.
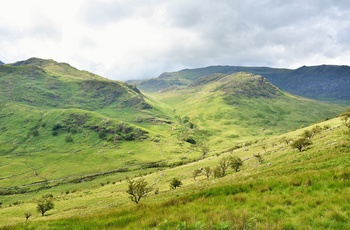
[1,0,350,81]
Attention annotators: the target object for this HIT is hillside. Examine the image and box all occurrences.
[0,58,150,110]
[134,65,350,102]
[2,115,349,229]
[144,72,345,149]
[0,58,349,229]
[0,61,3,65]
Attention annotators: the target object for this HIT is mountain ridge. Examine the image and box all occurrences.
[133,64,350,102]
[0,57,150,110]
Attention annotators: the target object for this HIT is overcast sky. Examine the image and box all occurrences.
[1,0,350,80]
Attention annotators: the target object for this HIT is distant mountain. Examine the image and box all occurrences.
[134,65,350,102]
[267,65,350,101]
[0,57,150,110]
[0,60,4,65]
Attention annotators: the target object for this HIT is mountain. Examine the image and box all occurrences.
[134,65,350,102]
[0,60,3,65]
[0,57,150,110]
[147,72,345,149]
[267,65,350,101]
[1,58,349,228]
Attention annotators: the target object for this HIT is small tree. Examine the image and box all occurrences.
[126,178,151,204]
[170,178,182,189]
[36,196,54,216]
[218,157,231,177]
[193,169,202,181]
[291,138,312,152]
[213,166,223,178]
[302,130,314,139]
[25,212,31,221]
[230,156,243,172]
[281,137,292,145]
[204,166,211,179]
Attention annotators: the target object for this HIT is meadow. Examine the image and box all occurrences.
[1,117,349,229]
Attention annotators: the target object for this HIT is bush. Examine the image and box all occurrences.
[230,156,243,172]
[65,134,73,143]
[170,178,182,189]
[52,123,62,131]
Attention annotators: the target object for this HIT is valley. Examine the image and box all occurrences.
[0,58,349,229]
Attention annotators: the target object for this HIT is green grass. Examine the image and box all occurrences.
[1,118,349,229]
[1,60,349,229]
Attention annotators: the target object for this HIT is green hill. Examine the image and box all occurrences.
[144,72,345,149]
[0,59,349,229]
[1,58,150,110]
[134,65,350,103]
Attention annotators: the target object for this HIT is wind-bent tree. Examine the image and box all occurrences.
[126,178,151,204]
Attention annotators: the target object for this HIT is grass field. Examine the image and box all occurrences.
[1,117,349,229]
[1,61,349,229]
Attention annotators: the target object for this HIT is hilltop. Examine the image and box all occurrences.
[0,58,149,110]
[133,65,350,102]
[144,72,345,148]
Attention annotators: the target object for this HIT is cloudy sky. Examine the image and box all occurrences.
[1,0,350,80]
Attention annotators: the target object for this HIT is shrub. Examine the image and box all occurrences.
[230,156,243,172]
[64,134,73,143]
[52,123,62,131]
[170,178,182,189]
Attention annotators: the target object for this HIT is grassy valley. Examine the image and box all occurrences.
[0,58,349,229]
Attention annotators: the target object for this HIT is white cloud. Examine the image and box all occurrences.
[1,0,350,80]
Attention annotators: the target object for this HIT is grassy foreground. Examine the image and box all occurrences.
[1,117,349,229]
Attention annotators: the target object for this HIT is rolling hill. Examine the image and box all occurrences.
[0,58,150,110]
[144,72,346,149]
[0,58,349,229]
[133,65,350,102]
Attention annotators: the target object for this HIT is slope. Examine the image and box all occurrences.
[0,58,203,190]
[0,58,150,110]
[134,64,350,103]
[144,72,346,149]
[2,113,349,229]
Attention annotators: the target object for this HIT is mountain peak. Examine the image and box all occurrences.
[11,57,57,67]
[219,73,283,98]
